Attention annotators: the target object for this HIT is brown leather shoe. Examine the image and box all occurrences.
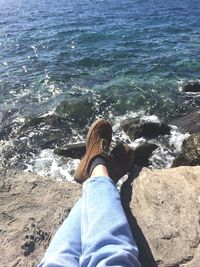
[74,119,112,184]
[108,143,135,183]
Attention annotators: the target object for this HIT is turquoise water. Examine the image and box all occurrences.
[0,0,200,174]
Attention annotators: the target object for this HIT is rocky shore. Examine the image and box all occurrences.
[1,108,200,267]
[0,171,81,267]
[1,167,199,267]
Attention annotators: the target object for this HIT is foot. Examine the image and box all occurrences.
[74,119,112,184]
[108,143,135,183]
[85,143,135,184]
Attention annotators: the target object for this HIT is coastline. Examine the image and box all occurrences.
[0,1,200,266]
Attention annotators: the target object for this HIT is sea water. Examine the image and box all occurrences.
[0,0,199,179]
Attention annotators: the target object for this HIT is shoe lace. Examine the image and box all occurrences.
[100,139,110,153]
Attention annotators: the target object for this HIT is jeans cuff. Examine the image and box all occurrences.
[83,176,115,187]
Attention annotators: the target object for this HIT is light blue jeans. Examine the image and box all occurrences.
[38,176,141,267]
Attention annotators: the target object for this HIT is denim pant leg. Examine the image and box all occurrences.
[80,176,141,267]
[38,199,82,267]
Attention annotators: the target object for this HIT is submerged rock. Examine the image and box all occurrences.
[121,117,171,140]
[172,133,200,167]
[0,114,72,148]
[0,114,73,172]
[55,98,94,125]
[170,112,200,134]
[182,81,200,92]
[54,143,86,159]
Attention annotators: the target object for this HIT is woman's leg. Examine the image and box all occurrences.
[38,199,82,267]
[39,119,141,267]
[80,165,141,267]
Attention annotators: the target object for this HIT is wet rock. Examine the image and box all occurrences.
[170,112,200,134]
[128,166,200,267]
[134,143,158,167]
[182,81,200,92]
[0,114,72,149]
[0,123,13,140]
[18,115,72,148]
[0,114,73,172]
[54,142,157,166]
[54,143,86,159]
[55,98,94,125]
[172,133,200,167]
[121,117,171,140]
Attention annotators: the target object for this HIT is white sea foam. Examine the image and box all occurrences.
[13,117,25,124]
[148,126,190,168]
[141,114,160,123]
[9,88,31,99]
[112,112,189,169]
[47,84,62,96]
[169,126,190,152]
[22,65,27,73]
[23,112,189,180]
[112,111,160,144]
[30,45,38,56]
[25,149,80,182]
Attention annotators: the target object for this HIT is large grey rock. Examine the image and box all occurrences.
[172,133,200,167]
[129,166,200,267]
[1,167,200,267]
[170,113,200,134]
[121,118,171,140]
[0,171,81,267]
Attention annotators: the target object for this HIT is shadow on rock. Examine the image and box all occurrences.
[121,166,157,267]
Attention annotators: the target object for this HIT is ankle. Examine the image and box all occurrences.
[88,155,108,176]
[90,164,109,178]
